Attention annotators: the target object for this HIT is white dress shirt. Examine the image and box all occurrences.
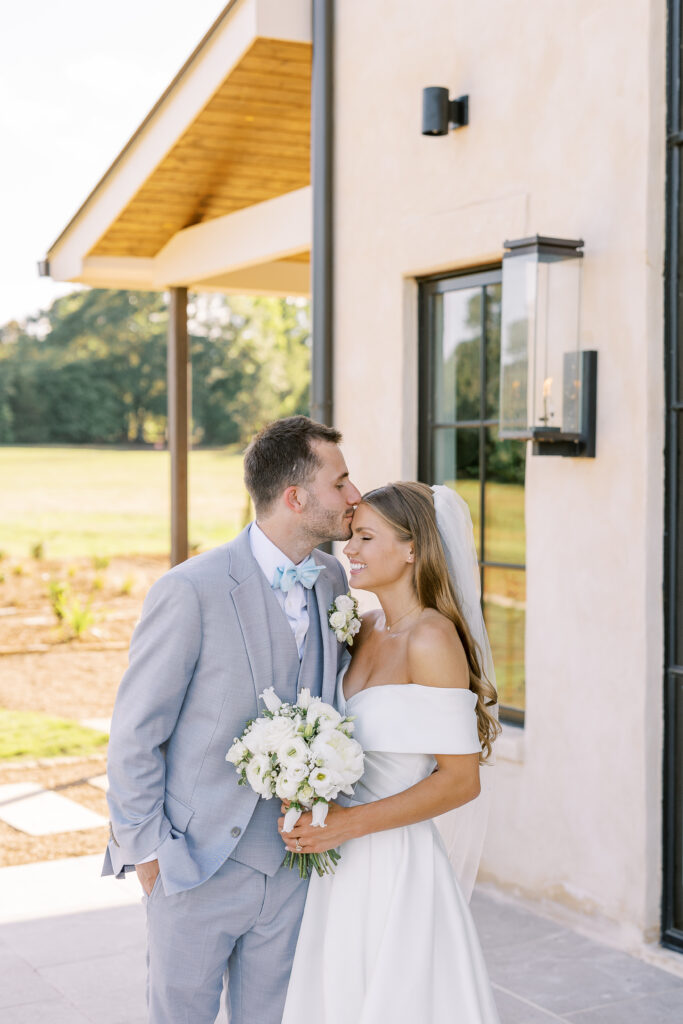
[249,522,310,658]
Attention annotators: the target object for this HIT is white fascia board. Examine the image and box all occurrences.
[47,0,311,283]
[195,260,310,297]
[76,256,157,290]
[152,186,311,288]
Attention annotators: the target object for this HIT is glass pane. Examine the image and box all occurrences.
[483,566,525,711]
[484,427,526,565]
[432,288,481,422]
[485,282,502,418]
[433,428,481,557]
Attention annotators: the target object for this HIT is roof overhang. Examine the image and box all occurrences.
[44,0,312,294]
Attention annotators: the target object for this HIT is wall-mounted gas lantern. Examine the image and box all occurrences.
[499,235,597,457]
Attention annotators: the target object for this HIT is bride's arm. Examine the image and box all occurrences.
[280,617,481,855]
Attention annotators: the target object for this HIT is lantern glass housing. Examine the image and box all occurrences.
[500,236,586,447]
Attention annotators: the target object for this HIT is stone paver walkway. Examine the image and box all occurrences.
[0,855,682,1023]
[0,783,107,836]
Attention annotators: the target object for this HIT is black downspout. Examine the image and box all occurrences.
[310,0,334,426]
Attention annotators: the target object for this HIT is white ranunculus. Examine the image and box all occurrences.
[285,761,308,782]
[306,700,342,730]
[277,735,311,768]
[260,687,282,713]
[245,754,274,797]
[334,594,354,613]
[329,610,347,630]
[309,767,338,800]
[296,688,312,710]
[275,774,301,801]
[335,629,347,643]
[312,802,329,827]
[282,806,303,832]
[259,715,296,752]
[349,618,361,635]
[225,738,248,765]
[298,782,314,804]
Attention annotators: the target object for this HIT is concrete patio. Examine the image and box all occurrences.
[0,855,682,1023]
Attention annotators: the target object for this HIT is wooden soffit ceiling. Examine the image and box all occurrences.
[88,36,311,260]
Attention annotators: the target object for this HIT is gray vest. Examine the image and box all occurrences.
[229,581,325,875]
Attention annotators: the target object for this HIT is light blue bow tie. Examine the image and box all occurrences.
[272,556,323,593]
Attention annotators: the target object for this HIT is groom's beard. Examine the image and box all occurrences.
[301,497,354,545]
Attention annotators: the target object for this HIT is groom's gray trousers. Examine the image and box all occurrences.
[103,531,349,1024]
[145,857,308,1024]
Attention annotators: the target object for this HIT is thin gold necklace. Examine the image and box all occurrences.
[384,604,421,633]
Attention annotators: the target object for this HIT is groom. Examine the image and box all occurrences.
[103,416,360,1024]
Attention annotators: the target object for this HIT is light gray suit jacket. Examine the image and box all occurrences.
[102,526,349,895]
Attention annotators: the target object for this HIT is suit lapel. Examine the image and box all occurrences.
[229,527,274,704]
[312,552,342,706]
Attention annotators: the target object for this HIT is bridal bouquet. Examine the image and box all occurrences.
[226,687,364,878]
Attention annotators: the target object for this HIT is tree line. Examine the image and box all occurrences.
[0,289,311,446]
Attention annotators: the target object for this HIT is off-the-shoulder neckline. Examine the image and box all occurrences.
[343,682,474,705]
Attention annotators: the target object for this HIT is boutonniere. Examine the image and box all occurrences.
[328,592,362,645]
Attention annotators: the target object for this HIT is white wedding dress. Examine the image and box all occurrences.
[281,680,500,1024]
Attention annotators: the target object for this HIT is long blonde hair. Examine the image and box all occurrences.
[361,481,501,761]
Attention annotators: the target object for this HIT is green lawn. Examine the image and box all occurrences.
[0,446,248,558]
[0,709,109,760]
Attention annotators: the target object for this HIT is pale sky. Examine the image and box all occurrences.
[0,0,227,327]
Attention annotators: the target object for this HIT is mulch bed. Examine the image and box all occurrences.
[0,554,168,866]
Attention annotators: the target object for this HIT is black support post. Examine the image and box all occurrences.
[311,0,334,425]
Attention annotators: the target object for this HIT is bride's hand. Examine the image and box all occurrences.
[279,802,354,854]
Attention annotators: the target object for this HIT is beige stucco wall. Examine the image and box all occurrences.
[333,0,667,942]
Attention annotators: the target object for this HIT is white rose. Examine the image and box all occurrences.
[243,720,270,755]
[296,688,312,710]
[334,594,354,613]
[245,754,274,797]
[226,738,248,765]
[277,735,311,768]
[275,774,301,801]
[335,629,347,643]
[306,700,342,730]
[312,802,329,827]
[259,716,296,752]
[260,687,282,713]
[329,610,347,630]
[349,618,361,635]
[311,729,364,780]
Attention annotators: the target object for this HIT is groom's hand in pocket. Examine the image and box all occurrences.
[135,859,160,896]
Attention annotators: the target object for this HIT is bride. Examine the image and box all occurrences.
[280,481,501,1024]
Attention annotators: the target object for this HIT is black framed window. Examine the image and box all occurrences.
[663,0,683,953]
[418,268,526,724]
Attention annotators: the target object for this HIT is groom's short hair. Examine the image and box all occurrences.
[244,415,342,515]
